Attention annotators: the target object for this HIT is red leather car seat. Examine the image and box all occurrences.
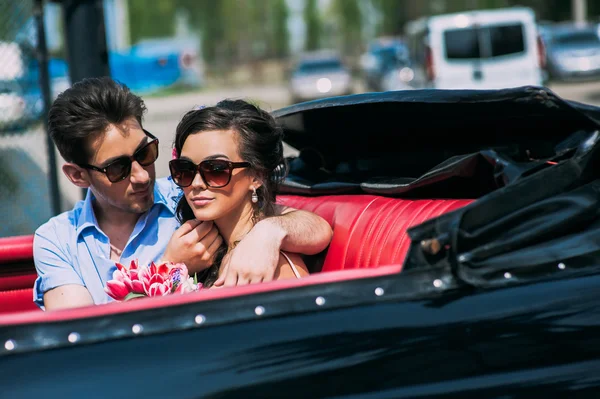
[277,195,472,272]
[0,235,38,314]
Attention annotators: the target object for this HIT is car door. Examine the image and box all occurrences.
[475,11,543,89]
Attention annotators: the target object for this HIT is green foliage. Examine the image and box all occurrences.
[128,0,176,44]
[272,0,290,58]
[304,0,321,51]
[176,0,290,65]
[369,0,403,36]
[331,0,363,56]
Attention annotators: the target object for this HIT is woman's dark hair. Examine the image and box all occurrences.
[173,99,285,286]
[48,76,147,165]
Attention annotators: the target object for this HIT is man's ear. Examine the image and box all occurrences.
[62,163,91,188]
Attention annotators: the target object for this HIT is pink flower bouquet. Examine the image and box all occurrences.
[104,260,201,301]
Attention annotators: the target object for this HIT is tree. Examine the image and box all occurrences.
[272,0,290,58]
[370,0,410,36]
[178,0,226,66]
[127,0,176,44]
[331,0,362,57]
[304,0,321,51]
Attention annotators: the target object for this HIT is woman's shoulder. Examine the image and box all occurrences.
[277,251,309,279]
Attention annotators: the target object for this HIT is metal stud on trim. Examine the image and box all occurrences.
[375,287,385,296]
[194,314,206,325]
[433,279,443,288]
[504,272,512,279]
[68,332,80,343]
[4,340,15,351]
[558,263,566,270]
[255,306,265,316]
[132,324,143,334]
[316,296,326,306]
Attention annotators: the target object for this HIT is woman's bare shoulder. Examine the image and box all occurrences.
[276,252,310,280]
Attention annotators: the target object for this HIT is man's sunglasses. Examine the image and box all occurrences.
[79,130,159,183]
[169,159,251,188]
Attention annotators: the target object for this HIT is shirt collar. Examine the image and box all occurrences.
[75,182,175,238]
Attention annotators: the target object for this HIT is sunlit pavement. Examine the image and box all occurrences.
[548,80,600,107]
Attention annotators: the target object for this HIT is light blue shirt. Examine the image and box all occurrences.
[33,177,183,309]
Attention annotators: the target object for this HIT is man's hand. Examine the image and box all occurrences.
[162,220,223,274]
[213,219,284,287]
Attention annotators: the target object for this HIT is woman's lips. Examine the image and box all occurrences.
[191,197,214,207]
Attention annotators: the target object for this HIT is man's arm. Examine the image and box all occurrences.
[267,205,333,255]
[43,285,94,311]
[214,207,332,286]
[33,228,93,311]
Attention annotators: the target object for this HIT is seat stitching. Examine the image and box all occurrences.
[370,199,413,267]
[336,197,380,270]
[355,197,395,268]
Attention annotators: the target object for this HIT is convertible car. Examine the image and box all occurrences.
[0,86,599,398]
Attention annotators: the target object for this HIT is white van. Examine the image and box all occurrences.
[405,7,545,89]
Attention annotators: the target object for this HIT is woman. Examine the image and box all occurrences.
[169,100,309,288]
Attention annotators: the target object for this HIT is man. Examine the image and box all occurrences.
[34,77,332,311]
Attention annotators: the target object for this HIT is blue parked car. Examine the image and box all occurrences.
[360,38,411,92]
[110,37,205,94]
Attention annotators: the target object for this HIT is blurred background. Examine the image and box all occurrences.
[1,0,600,237]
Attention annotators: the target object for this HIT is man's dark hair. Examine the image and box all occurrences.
[48,76,147,164]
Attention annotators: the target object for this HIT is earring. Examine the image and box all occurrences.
[251,187,258,204]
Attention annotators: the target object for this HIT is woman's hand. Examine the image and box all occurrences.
[213,220,285,287]
[162,220,223,274]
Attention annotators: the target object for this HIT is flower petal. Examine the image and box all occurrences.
[122,276,133,291]
[129,269,139,281]
[105,280,129,301]
[157,263,170,278]
[148,262,157,276]
[147,282,170,297]
[112,269,126,282]
[148,273,165,287]
[131,280,145,294]
[138,266,152,286]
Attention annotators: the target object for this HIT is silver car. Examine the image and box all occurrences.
[542,24,600,81]
[289,54,353,103]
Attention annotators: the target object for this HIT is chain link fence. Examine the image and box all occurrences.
[0,0,69,238]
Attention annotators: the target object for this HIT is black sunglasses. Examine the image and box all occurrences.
[79,130,159,183]
[169,159,251,188]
